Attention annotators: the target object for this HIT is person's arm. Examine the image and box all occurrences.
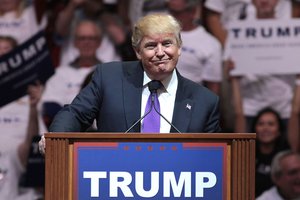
[39,65,104,155]
[224,59,246,133]
[231,76,246,133]
[18,82,44,167]
[288,76,300,152]
[292,0,300,18]
[117,0,132,28]
[204,81,220,95]
[33,0,47,24]
[55,0,85,38]
[204,9,227,48]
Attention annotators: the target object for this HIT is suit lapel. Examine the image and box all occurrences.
[122,61,144,132]
[171,73,194,133]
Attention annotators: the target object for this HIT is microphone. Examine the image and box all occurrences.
[125,80,181,133]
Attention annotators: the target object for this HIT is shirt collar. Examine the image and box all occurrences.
[143,70,178,95]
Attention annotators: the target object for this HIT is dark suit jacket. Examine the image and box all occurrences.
[49,61,221,133]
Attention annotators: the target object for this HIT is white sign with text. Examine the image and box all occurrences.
[227,19,300,76]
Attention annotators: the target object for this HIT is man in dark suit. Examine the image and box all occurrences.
[39,13,221,153]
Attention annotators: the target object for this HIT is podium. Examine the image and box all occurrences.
[44,133,255,200]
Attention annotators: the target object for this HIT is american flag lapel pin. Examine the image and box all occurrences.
[186,103,191,110]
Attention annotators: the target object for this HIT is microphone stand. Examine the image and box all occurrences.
[125,94,154,133]
[125,91,181,133]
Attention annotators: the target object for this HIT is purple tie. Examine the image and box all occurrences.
[141,81,162,133]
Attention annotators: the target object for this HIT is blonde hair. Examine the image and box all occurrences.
[131,13,182,49]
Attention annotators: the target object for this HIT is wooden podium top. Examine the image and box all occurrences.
[45,132,256,140]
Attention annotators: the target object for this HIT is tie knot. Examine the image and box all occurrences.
[148,80,163,93]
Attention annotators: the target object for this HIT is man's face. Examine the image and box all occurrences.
[253,0,278,17]
[74,22,101,59]
[275,155,300,199]
[135,33,181,80]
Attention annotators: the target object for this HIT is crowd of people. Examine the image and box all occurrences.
[0,0,300,199]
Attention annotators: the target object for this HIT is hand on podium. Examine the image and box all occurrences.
[38,135,46,155]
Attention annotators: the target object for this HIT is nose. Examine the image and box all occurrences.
[156,44,165,57]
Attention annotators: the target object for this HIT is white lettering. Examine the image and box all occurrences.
[135,172,159,197]
[231,26,300,39]
[164,172,191,197]
[195,172,217,197]
[83,171,107,197]
[22,44,37,60]
[110,172,133,197]
[8,54,22,68]
[36,37,46,51]
[0,34,45,76]
[82,171,217,198]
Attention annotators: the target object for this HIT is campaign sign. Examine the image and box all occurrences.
[74,142,227,200]
[227,19,300,75]
[0,31,54,107]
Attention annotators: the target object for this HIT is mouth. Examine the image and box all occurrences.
[260,132,271,136]
[153,59,169,65]
[258,133,276,142]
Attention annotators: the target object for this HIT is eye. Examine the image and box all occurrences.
[257,121,264,126]
[144,42,157,50]
[163,40,173,47]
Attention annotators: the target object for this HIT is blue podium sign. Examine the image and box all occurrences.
[74,142,227,200]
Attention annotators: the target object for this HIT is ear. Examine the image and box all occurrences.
[134,47,142,60]
[271,174,281,187]
[178,46,181,56]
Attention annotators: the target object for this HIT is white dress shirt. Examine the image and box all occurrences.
[141,70,178,133]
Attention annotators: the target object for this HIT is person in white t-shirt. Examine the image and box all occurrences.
[203,0,291,132]
[256,150,300,200]
[0,34,46,144]
[167,0,222,95]
[41,20,102,128]
[0,83,44,200]
[227,0,295,133]
[54,0,120,66]
[0,0,47,45]
[204,0,290,47]
[0,34,45,199]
